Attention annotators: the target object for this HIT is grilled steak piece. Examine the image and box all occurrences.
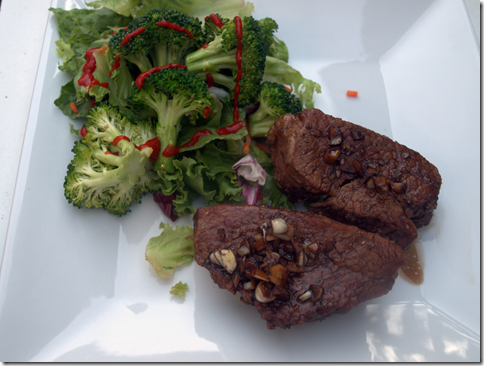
[266,109,441,242]
[193,204,405,330]
[309,179,418,248]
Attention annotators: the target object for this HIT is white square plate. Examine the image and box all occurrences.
[0,0,480,361]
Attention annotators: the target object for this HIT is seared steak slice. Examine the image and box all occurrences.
[266,109,441,231]
[309,180,418,248]
[193,204,405,330]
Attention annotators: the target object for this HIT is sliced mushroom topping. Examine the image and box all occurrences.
[255,282,276,303]
[365,177,375,189]
[209,249,237,274]
[297,290,312,303]
[309,285,323,302]
[253,239,266,252]
[272,219,295,241]
[296,250,307,267]
[249,267,270,282]
[243,280,256,290]
[324,149,341,165]
[306,243,319,254]
[373,176,389,191]
[271,218,288,234]
[328,132,342,146]
[209,252,221,266]
[265,234,278,241]
[351,159,363,176]
[236,245,250,257]
[351,128,365,140]
[285,262,305,272]
[259,222,268,239]
[302,240,318,259]
[269,264,290,287]
[219,250,237,273]
[391,182,406,194]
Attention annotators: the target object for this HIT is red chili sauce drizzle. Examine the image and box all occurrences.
[216,16,244,136]
[205,73,214,88]
[120,27,146,47]
[113,135,131,146]
[205,14,225,29]
[135,63,187,89]
[156,20,194,39]
[203,107,211,118]
[109,55,121,77]
[78,48,110,92]
[104,151,120,156]
[79,125,88,137]
[135,137,161,163]
[162,130,213,158]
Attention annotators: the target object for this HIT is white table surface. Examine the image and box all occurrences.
[0,0,480,264]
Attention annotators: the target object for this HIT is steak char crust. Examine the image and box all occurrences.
[193,204,405,330]
[266,109,441,247]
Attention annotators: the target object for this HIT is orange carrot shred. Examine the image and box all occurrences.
[255,141,270,154]
[346,90,358,97]
[285,85,292,92]
[70,102,79,114]
[243,133,251,154]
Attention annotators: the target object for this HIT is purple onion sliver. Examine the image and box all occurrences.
[153,191,179,222]
[242,183,260,205]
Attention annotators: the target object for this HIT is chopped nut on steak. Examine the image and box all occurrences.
[193,204,405,330]
[266,109,442,248]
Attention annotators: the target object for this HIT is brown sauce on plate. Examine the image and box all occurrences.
[398,239,424,285]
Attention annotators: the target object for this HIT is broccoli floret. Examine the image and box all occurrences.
[64,104,161,216]
[128,67,211,173]
[248,81,302,138]
[185,16,267,107]
[82,103,157,149]
[109,9,204,73]
[263,56,322,109]
[258,17,288,62]
[203,13,229,42]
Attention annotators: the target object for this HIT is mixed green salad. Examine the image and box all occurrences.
[51,0,321,291]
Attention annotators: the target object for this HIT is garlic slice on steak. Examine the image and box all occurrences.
[209,249,237,274]
[255,282,275,303]
[270,218,294,241]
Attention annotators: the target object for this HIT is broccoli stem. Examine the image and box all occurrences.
[197,71,235,90]
[125,53,153,73]
[248,115,275,138]
[248,102,276,137]
[186,52,237,74]
[77,161,121,191]
[152,97,187,173]
[152,44,170,67]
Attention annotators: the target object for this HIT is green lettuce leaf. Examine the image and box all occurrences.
[157,141,245,216]
[86,0,138,17]
[130,0,253,19]
[54,80,93,119]
[145,224,194,278]
[260,166,295,209]
[170,281,189,297]
[50,7,131,75]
